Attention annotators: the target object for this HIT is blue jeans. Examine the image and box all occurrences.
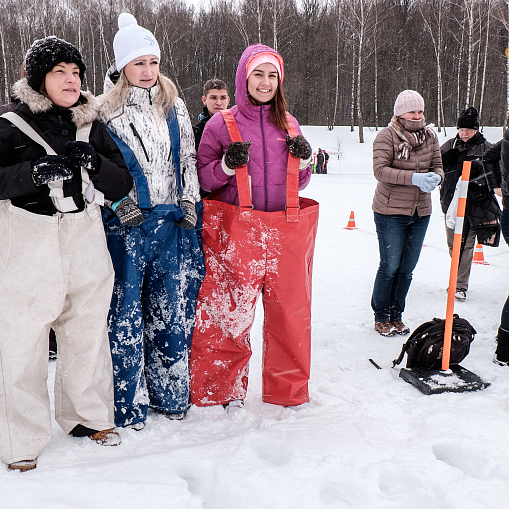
[371,212,430,322]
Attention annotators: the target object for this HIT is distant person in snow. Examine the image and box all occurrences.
[190,44,317,410]
[371,90,443,337]
[323,150,329,173]
[99,13,205,429]
[0,36,134,471]
[316,148,324,174]
[440,107,497,302]
[193,78,230,151]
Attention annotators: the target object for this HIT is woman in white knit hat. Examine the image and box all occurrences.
[99,13,204,428]
[371,90,444,336]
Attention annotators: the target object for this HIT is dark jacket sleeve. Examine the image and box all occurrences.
[0,117,42,200]
[501,129,509,196]
[482,139,502,191]
[88,120,133,202]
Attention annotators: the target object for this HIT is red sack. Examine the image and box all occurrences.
[190,111,319,407]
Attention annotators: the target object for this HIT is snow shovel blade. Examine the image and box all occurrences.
[399,364,490,395]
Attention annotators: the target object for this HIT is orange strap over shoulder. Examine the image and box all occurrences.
[220,109,301,222]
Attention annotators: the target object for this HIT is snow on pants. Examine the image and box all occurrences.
[190,196,319,406]
[0,201,115,465]
[103,203,205,427]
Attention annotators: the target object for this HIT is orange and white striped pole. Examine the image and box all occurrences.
[442,161,471,370]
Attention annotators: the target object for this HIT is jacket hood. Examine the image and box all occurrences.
[11,78,99,127]
[235,44,285,112]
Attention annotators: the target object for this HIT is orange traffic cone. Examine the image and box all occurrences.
[472,242,489,265]
[344,211,358,230]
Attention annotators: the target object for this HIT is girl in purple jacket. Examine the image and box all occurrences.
[191,44,317,409]
[196,44,312,210]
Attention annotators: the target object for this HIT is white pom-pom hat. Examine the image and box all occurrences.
[113,13,160,72]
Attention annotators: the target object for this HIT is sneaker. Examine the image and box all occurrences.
[493,353,509,366]
[8,460,36,472]
[49,328,57,361]
[223,400,244,413]
[494,327,509,365]
[374,321,396,337]
[90,428,121,446]
[129,421,145,431]
[455,288,467,301]
[165,411,186,421]
[391,320,410,335]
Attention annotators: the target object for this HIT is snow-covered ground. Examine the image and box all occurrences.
[3,125,509,508]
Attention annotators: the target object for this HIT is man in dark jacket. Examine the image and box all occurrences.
[192,79,230,151]
[323,150,329,173]
[316,148,324,174]
[440,106,497,301]
[482,130,509,365]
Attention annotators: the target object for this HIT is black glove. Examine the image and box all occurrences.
[175,200,197,229]
[286,134,312,159]
[224,141,251,169]
[32,155,73,186]
[113,198,145,226]
[65,141,98,174]
[442,148,459,165]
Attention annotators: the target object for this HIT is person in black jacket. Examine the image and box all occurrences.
[483,130,509,365]
[192,78,230,151]
[0,36,133,472]
[440,107,497,301]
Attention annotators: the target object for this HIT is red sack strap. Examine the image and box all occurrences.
[220,109,302,222]
[220,110,253,220]
[285,112,300,222]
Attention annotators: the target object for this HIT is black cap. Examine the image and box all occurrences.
[25,36,86,92]
[457,106,479,130]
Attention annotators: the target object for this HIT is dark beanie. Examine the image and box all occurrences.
[457,106,479,130]
[25,36,86,92]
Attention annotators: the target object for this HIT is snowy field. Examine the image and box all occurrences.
[2,125,509,508]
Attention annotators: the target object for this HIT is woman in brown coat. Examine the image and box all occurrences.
[371,90,443,336]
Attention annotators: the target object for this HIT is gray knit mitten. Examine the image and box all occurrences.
[176,200,197,229]
[224,141,251,169]
[113,198,145,226]
[286,134,312,159]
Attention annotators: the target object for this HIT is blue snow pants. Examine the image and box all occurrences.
[102,203,205,427]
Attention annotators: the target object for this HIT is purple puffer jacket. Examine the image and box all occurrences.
[197,44,312,212]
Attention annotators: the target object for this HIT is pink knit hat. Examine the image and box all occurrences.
[393,90,424,117]
[245,52,284,81]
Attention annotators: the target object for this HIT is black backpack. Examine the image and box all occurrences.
[392,315,476,369]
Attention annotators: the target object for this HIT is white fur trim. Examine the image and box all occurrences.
[299,156,312,171]
[221,154,236,176]
[12,78,99,127]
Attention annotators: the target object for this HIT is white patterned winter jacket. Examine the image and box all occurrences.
[100,84,200,207]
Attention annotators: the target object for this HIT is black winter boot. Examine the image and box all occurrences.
[494,327,509,365]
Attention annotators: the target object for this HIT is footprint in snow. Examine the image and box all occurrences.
[176,460,207,507]
[319,482,359,507]
[247,436,290,467]
[432,443,496,480]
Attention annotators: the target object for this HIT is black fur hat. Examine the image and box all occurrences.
[457,106,479,130]
[25,36,86,92]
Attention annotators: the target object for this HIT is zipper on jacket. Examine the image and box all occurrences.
[129,122,150,162]
[260,105,268,211]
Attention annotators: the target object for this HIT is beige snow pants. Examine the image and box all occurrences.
[0,201,115,464]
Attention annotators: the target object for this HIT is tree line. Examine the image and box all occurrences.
[1,0,509,140]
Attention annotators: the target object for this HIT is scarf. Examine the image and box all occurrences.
[389,116,428,160]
